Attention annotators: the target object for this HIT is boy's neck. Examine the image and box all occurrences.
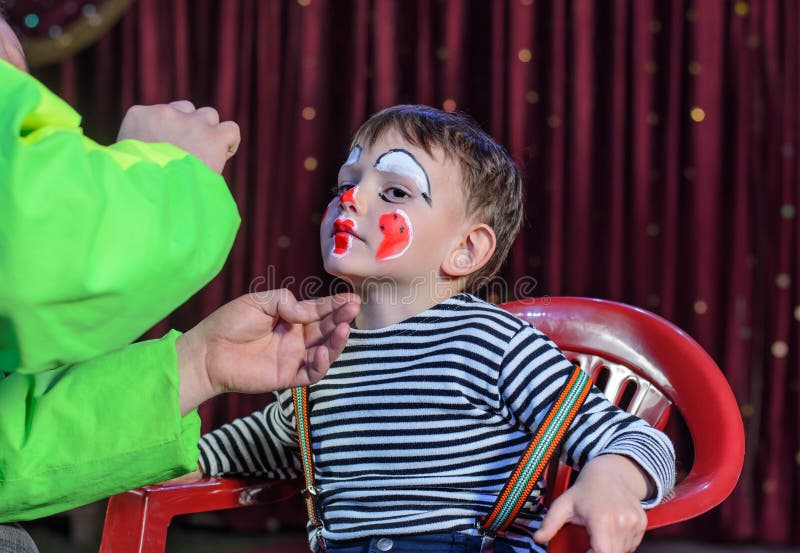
[352,278,466,329]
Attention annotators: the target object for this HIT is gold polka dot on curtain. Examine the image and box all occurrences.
[19,0,136,68]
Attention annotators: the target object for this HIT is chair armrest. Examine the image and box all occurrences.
[99,477,301,553]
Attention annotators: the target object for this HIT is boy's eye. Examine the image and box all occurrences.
[379,187,410,203]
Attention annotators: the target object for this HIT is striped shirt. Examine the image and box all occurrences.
[199,293,675,552]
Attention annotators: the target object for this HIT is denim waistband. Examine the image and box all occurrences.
[323,532,515,553]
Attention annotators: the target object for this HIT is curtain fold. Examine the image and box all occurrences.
[11,0,798,542]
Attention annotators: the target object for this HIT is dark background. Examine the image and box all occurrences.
[5,0,798,544]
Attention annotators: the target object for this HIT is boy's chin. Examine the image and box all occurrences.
[322,257,397,284]
[322,257,367,280]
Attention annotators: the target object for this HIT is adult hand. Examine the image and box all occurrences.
[116,101,241,173]
[176,290,360,415]
[533,454,650,553]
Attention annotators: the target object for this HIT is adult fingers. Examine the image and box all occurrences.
[302,321,351,385]
[169,100,196,113]
[300,297,360,346]
[295,293,360,326]
[194,106,220,125]
[248,288,298,323]
[218,120,241,157]
[326,321,352,361]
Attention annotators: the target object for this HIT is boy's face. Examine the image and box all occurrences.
[320,130,469,287]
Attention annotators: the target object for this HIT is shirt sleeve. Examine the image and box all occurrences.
[198,394,301,480]
[0,60,240,374]
[498,325,676,507]
[0,330,201,523]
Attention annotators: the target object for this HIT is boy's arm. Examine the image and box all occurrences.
[198,397,301,479]
[500,326,675,502]
[499,326,675,551]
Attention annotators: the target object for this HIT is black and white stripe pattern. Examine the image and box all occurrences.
[199,294,675,552]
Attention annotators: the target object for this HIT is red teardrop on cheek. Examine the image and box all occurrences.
[376,210,413,261]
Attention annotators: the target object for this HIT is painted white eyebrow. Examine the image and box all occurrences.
[343,145,362,166]
[374,149,432,203]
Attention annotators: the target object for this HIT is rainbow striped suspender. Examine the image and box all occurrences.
[292,386,325,541]
[477,365,591,552]
[292,365,591,553]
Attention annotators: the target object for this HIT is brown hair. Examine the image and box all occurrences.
[351,104,523,292]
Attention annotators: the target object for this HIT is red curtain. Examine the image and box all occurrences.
[10,0,799,543]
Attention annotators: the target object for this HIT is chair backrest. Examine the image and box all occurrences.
[499,297,745,543]
[101,297,745,553]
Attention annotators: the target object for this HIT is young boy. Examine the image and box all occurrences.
[198,105,675,552]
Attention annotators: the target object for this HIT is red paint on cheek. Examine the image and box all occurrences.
[376,210,413,261]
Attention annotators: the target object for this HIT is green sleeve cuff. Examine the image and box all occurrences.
[164,329,203,473]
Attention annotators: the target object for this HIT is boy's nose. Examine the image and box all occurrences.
[339,185,363,213]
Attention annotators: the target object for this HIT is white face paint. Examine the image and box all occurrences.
[344,145,362,167]
[374,149,432,202]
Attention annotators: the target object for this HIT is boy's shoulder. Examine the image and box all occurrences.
[438,293,531,332]
[440,294,560,343]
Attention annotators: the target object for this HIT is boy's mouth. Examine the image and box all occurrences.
[333,218,361,240]
[331,218,360,257]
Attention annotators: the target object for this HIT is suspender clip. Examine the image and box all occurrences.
[476,521,496,553]
[479,533,496,553]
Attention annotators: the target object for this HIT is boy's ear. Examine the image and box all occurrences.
[442,223,496,278]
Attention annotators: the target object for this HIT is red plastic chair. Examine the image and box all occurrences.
[500,297,744,552]
[100,297,745,553]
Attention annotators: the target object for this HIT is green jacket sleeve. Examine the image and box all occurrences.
[0,59,241,374]
[0,331,201,522]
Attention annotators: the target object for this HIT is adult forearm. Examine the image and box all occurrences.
[0,332,200,522]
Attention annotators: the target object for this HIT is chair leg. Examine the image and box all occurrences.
[99,491,170,553]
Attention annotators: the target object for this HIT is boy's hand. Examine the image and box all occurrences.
[158,469,203,486]
[116,101,241,173]
[176,290,360,415]
[534,454,651,553]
